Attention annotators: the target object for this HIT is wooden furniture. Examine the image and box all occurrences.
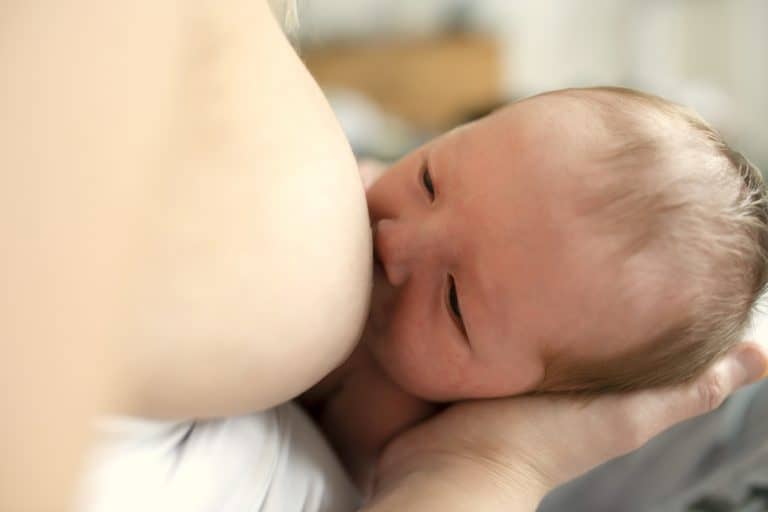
[302,33,502,130]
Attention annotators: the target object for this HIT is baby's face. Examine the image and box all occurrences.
[364,94,652,401]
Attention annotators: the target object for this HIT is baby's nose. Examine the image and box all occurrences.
[373,218,424,287]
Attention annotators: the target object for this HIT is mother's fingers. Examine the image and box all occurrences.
[530,343,768,487]
[602,342,767,455]
[375,343,768,499]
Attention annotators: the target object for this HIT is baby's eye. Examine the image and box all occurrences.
[447,275,466,334]
[421,164,435,200]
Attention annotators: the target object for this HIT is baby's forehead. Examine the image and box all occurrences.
[472,94,627,160]
[428,91,688,241]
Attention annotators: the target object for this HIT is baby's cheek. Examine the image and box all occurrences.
[398,333,474,400]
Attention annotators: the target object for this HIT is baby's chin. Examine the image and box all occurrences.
[385,370,464,402]
[364,346,476,402]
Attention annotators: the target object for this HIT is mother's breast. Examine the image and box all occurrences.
[118,2,373,418]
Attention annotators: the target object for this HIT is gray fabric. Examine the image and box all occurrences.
[538,380,768,512]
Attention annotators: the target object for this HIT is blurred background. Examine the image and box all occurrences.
[292,0,767,173]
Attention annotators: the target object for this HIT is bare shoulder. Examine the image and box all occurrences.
[119,0,372,418]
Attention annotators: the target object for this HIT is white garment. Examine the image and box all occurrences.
[79,403,360,512]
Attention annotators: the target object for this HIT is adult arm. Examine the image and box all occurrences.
[361,343,767,511]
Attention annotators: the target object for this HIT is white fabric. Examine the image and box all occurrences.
[78,403,360,512]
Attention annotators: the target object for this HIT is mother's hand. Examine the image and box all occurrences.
[365,343,766,512]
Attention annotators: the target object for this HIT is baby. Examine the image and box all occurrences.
[299,86,768,489]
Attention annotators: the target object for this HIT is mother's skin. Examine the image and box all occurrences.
[1,2,764,511]
[1,1,369,509]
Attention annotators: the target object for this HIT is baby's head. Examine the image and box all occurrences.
[364,86,768,401]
